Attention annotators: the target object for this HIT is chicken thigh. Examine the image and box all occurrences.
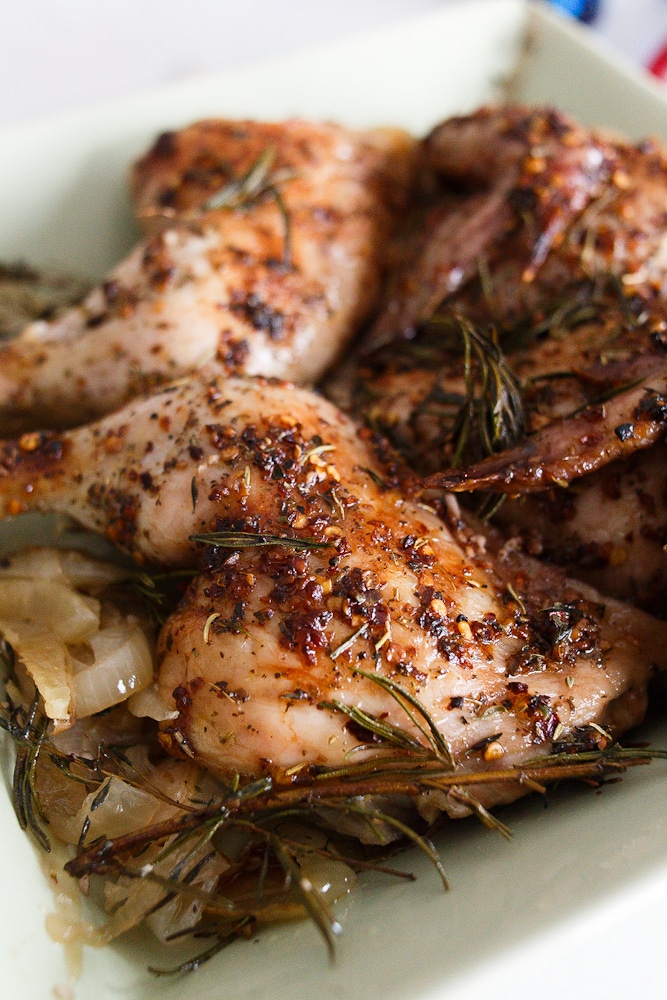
[158,500,666,812]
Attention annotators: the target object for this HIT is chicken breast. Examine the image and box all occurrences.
[0,119,417,435]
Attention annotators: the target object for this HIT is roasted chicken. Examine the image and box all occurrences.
[324,106,667,609]
[1,105,667,837]
[0,370,665,815]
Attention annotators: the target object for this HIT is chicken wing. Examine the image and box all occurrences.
[364,106,667,356]
[362,106,617,352]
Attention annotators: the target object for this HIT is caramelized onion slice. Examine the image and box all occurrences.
[71,623,154,718]
[0,549,154,727]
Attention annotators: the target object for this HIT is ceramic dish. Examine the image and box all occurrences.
[2,2,667,997]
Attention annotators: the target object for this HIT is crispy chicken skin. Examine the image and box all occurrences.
[0,119,417,435]
[0,370,663,809]
[363,106,617,352]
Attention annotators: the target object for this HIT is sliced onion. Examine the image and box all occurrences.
[0,578,101,726]
[34,757,90,845]
[0,622,73,724]
[94,878,166,946]
[127,682,178,722]
[56,550,129,591]
[74,776,161,841]
[298,856,357,902]
[0,579,100,643]
[145,849,229,942]
[0,547,128,592]
[71,624,154,718]
[0,547,67,581]
[0,550,157,726]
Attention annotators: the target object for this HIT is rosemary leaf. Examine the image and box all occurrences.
[351,667,454,768]
[270,834,342,960]
[319,698,425,753]
[200,148,295,267]
[189,531,330,551]
[447,786,512,840]
[202,149,277,212]
[320,800,449,890]
[149,920,253,976]
[423,312,525,468]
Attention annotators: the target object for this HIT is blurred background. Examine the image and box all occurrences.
[2,0,667,130]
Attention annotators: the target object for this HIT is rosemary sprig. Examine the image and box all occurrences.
[149,919,254,976]
[320,699,426,755]
[62,728,666,878]
[269,833,342,960]
[317,799,449,890]
[431,314,525,467]
[0,261,91,339]
[201,149,280,212]
[389,311,525,470]
[11,699,51,851]
[128,568,197,625]
[348,667,454,767]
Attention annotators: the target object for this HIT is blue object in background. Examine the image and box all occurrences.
[548,0,600,23]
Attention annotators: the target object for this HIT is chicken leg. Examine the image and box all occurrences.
[0,370,663,814]
[0,120,417,435]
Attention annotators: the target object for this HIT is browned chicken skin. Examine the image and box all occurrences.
[494,442,667,614]
[365,105,667,353]
[324,106,667,610]
[363,106,618,352]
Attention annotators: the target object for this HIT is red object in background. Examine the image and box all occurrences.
[648,41,667,80]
